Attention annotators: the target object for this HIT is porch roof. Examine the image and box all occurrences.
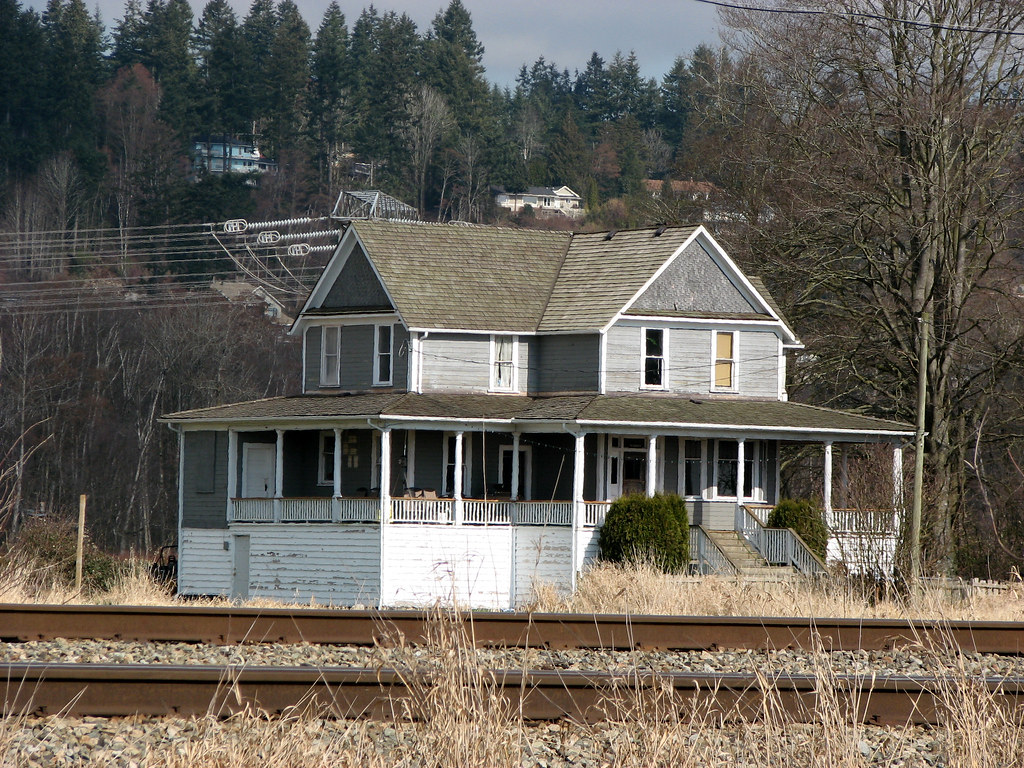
[162,392,913,440]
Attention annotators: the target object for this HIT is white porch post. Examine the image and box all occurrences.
[379,427,392,519]
[570,432,585,592]
[892,444,905,514]
[511,432,521,501]
[274,429,284,522]
[226,429,238,522]
[823,440,834,518]
[332,428,342,522]
[735,438,746,527]
[454,430,464,525]
[646,434,658,497]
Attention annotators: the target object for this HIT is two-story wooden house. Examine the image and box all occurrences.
[163,221,912,607]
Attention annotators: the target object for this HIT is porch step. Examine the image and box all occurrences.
[703,530,796,577]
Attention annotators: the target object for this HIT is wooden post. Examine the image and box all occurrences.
[75,494,86,592]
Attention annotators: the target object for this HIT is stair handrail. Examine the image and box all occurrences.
[739,504,826,575]
[689,525,738,575]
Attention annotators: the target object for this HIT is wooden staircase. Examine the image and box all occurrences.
[703,529,797,578]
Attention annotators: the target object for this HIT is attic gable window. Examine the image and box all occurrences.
[642,328,667,389]
[491,335,518,392]
[321,326,341,387]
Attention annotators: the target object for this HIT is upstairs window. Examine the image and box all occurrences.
[491,335,517,391]
[374,324,393,386]
[321,326,341,387]
[642,328,666,389]
[713,331,737,390]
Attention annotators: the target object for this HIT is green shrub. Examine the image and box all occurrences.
[598,493,690,573]
[767,498,828,560]
[3,518,124,591]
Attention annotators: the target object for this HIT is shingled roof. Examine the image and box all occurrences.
[163,392,913,438]
[318,221,786,336]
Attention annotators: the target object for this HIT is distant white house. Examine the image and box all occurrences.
[494,186,584,218]
[192,136,277,176]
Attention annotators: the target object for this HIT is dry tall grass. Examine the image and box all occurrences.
[530,562,1024,621]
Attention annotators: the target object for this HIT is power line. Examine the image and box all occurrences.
[691,0,1024,35]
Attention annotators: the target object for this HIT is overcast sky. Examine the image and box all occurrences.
[71,0,722,87]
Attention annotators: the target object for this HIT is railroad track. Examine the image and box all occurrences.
[3,662,1020,726]
[2,604,1024,654]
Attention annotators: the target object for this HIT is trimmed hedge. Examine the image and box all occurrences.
[598,493,690,573]
[767,498,828,560]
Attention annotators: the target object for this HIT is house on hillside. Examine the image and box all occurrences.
[163,222,912,608]
[494,186,585,218]
[192,136,277,176]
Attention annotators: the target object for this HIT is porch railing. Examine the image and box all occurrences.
[737,504,827,575]
[584,501,611,527]
[335,497,380,522]
[230,498,275,522]
[689,525,738,575]
[282,497,333,522]
[514,501,572,526]
[391,497,454,524]
[463,500,512,525]
[825,507,897,533]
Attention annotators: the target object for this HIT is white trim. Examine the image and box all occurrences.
[408,326,540,336]
[320,325,341,387]
[306,311,402,326]
[301,326,308,394]
[824,440,834,515]
[640,326,669,390]
[599,331,608,394]
[409,332,420,393]
[777,337,787,401]
[646,434,658,496]
[333,428,342,498]
[373,323,394,386]
[406,430,416,489]
[489,334,519,393]
[711,438,739,501]
[711,330,739,393]
[453,431,464,524]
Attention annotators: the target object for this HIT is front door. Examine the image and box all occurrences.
[606,436,648,499]
[242,443,276,498]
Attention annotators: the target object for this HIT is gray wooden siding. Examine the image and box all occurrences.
[321,245,393,310]
[420,333,490,392]
[535,334,599,393]
[412,430,444,494]
[340,324,374,390]
[394,325,410,390]
[631,240,755,315]
[689,500,735,529]
[181,431,228,529]
[739,331,780,398]
[282,431,331,498]
[606,323,782,398]
[663,437,680,495]
[304,326,321,391]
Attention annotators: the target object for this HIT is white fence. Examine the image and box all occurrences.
[230,498,274,522]
[391,497,454,523]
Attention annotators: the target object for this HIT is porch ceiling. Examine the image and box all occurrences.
[162,392,913,439]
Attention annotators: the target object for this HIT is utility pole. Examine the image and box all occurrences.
[910,310,929,584]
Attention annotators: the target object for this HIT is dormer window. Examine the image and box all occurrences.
[321,326,341,387]
[713,331,737,391]
[374,324,393,386]
[642,328,667,389]
[491,335,518,392]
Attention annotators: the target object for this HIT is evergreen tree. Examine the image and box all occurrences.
[547,108,587,191]
[573,52,610,132]
[240,0,278,139]
[138,0,197,136]
[0,0,46,180]
[192,0,246,134]
[606,50,659,127]
[264,0,310,155]
[422,0,489,134]
[111,0,145,68]
[659,55,693,150]
[309,2,349,192]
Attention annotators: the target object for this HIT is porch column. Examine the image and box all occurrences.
[646,434,658,497]
[274,429,284,522]
[823,440,834,518]
[379,427,392,521]
[511,432,521,501]
[892,444,905,512]
[453,430,464,525]
[570,432,585,592]
[332,428,342,522]
[226,429,238,522]
[735,438,746,528]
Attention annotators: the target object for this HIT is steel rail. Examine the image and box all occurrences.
[2,604,1024,653]
[1,662,1021,726]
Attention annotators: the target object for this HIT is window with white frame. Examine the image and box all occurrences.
[713,331,737,390]
[715,440,738,498]
[642,328,667,389]
[321,326,341,387]
[374,324,393,386]
[491,335,517,391]
[318,431,335,486]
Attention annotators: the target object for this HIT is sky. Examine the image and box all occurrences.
[73,0,724,87]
